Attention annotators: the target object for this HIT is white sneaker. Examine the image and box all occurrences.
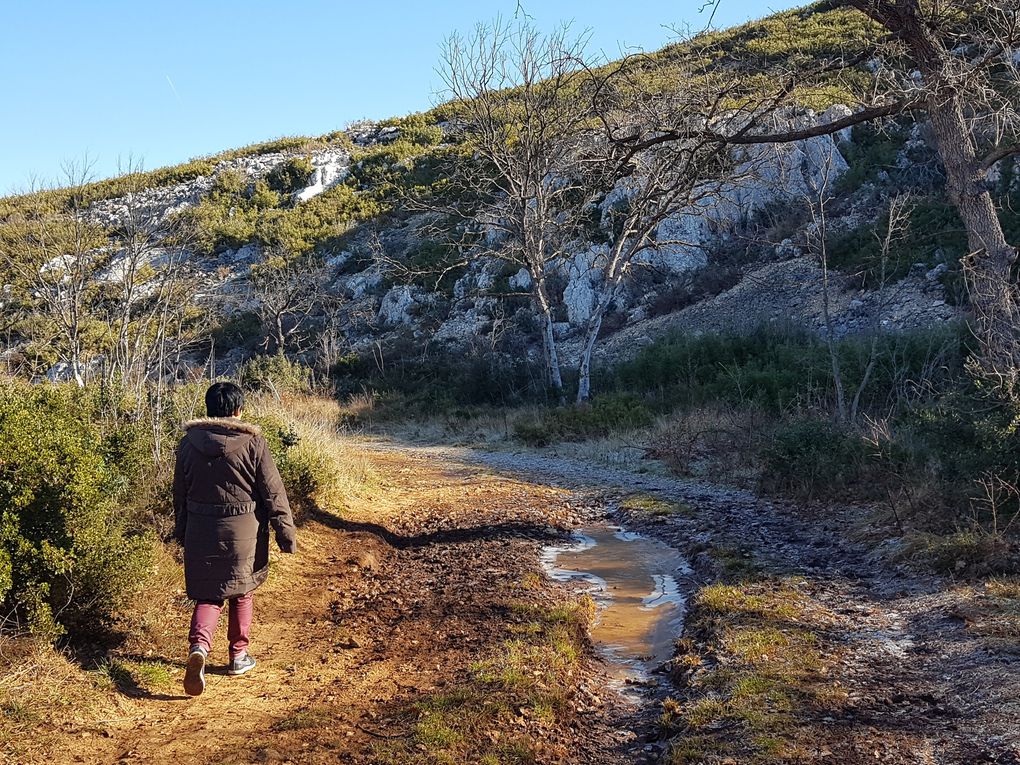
[183,645,207,696]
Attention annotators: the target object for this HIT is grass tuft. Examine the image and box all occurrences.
[620,494,694,517]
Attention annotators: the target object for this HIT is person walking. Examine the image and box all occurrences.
[173,381,297,697]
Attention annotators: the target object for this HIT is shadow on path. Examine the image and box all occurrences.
[307,506,562,550]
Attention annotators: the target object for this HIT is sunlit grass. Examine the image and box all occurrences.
[620,493,694,517]
[662,577,843,763]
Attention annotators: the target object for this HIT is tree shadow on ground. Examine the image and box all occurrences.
[306,505,563,549]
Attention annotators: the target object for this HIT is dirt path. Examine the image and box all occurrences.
[42,446,660,765]
[25,440,1020,764]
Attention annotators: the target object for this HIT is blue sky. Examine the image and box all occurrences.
[0,1,793,193]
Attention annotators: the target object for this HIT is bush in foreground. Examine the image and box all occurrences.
[0,383,154,639]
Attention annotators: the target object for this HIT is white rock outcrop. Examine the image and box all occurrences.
[508,268,531,291]
[294,150,351,202]
[88,147,352,230]
[341,266,384,300]
[453,257,502,300]
[434,298,498,343]
[378,285,424,326]
[561,246,607,326]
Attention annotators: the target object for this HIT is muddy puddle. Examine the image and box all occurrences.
[541,526,690,690]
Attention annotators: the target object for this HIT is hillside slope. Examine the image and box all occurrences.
[1,2,1011,386]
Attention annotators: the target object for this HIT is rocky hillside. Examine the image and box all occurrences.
[2,2,1014,385]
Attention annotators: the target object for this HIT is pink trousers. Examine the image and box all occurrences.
[188,592,254,659]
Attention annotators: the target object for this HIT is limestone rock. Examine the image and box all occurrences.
[293,150,351,202]
[378,285,425,326]
[509,268,532,291]
[341,267,384,300]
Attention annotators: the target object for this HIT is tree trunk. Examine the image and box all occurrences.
[274,314,287,356]
[858,0,1020,393]
[533,275,565,403]
[541,311,566,403]
[925,85,1020,392]
[927,89,1016,278]
[820,253,847,424]
[575,312,604,405]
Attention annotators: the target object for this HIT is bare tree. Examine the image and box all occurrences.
[852,193,916,420]
[0,160,108,386]
[688,0,1020,395]
[99,159,201,395]
[436,19,598,402]
[802,147,850,423]
[802,143,918,423]
[0,157,204,450]
[248,247,332,355]
[435,22,772,404]
[569,56,764,403]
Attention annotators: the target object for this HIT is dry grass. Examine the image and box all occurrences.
[251,391,379,512]
[900,529,1018,577]
[352,404,770,489]
[649,405,775,485]
[540,426,666,472]
[352,405,531,448]
[116,545,190,659]
[0,460,190,759]
[952,577,1020,647]
[0,634,119,759]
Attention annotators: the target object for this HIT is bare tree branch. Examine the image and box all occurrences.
[980,142,1020,171]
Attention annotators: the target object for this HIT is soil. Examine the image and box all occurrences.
[18,441,1020,764]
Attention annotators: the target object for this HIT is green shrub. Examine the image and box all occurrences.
[258,183,380,255]
[827,195,966,289]
[249,412,308,500]
[332,335,543,411]
[404,239,467,294]
[759,419,871,501]
[0,382,155,639]
[179,167,380,257]
[383,113,445,147]
[266,156,315,194]
[828,188,1020,297]
[240,355,313,395]
[835,122,907,193]
[603,326,966,416]
[212,167,246,195]
[211,310,263,350]
[514,394,654,446]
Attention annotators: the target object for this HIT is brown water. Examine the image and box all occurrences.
[542,526,689,688]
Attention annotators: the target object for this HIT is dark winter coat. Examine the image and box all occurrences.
[173,417,296,601]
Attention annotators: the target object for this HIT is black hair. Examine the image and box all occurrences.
[205,382,245,418]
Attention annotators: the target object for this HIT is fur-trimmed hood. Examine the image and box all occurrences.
[183,417,262,458]
[184,417,262,435]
